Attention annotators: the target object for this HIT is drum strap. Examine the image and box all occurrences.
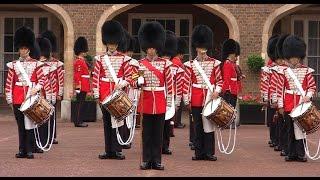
[286,67,306,96]
[140,59,164,85]
[193,59,214,92]
[102,54,120,84]
[16,60,32,88]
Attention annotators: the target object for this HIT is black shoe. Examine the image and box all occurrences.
[75,123,88,127]
[122,144,131,149]
[98,152,112,159]
[205,155,217,161]
[140,162,152,170]
[113,152,125,160]
[162,149,172,155]
[34,148,44,153]
[268,140,272,145]
[274,145,281,151]
[53,139,58,144]
[296,156,307,162]
[192,156,204,160]
[285,156,296,162]
[175,123,186,129]
[152,162,164,170]
[170,134,175,137]
[15,151,27,158]
[26,152,34,159]
[190,145,195,150]
[269,143,275,147]
[280,150,287,156]
[189,142,193,147]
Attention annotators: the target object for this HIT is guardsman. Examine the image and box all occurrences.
[276,35,316,162]
[93,20,132,160]
[183,25,223,161]
[41,31,64,144]
[5,26,47,159]
[73,37,90,128]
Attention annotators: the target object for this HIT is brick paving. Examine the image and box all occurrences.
[1,110,320,177]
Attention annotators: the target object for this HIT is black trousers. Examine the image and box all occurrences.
[100,106,122,153]
[74,91,87,125]
[13,105,33,154]
[189,111,194,144]
[284,112,305,158]
[222,91,238,127]
[120,120,130,145]
[162,120,171,151]
[192,107,214,157]
[278,114,288,153]
[267,106,277,145]
[142,114,165,164]
[174,101,183,126]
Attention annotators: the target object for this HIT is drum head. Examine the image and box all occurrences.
[102,90,121,105]
[20,95,39,112]
[290,102,312,118]
[203,97,221,117]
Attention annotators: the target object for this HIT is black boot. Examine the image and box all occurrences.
[26,152,34,159]
[140,162,152,170]
[98,152,112,159]
[15,151,27,158]
[152,162,164,170]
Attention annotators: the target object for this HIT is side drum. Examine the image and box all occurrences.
[202,97,236,129]
[102,90,134,120]
[290,102,320,135]
[20,94,54,126]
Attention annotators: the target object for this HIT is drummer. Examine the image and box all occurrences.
[276,35,316,162]
[183,25,223,161]
[92,20,134,160]
[5,26,47,159]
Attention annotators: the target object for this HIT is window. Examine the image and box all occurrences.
[128,13,192,62]
[292,16,320,97]
[0,14,51,94]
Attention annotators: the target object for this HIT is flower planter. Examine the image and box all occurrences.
[239,104,265,125]
[71,101,97,122]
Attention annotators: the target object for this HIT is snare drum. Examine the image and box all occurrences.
[102,90,134,120]
[290,102,320,135]
[202,97,236,129]
[20,94,54,126]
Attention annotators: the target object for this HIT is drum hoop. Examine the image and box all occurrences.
[103,90,124,106]
[292,102,313,119]
[21,95,40,112]
[203,98,221,117]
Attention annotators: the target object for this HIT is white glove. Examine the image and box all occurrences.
[75,89,81,94]
[117,79,129,89]
[138,76,145,86]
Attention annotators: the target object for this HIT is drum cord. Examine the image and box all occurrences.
[302,132,320,160]
[34,107,55,152]
[216,112,237,154]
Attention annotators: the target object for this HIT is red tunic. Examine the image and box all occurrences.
[92,51,133,102]
[47,57,64,98]
[5,57,46,105]
[183,56,223,107]
[41,62,55,103]
[222,59,239,95]
[74,57,90,93]
[276,64,316,112]
[260,59,276,102]
[171,56,185,106]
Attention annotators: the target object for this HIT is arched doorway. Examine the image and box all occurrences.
[95,4,240,59]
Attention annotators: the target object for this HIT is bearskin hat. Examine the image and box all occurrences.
[275,34,289,59]
[138,21,165,53]
[159,30,178,58]
[235,41,240,56]
[221,39,237,60]
[30,41,41,60]
[267,35,280,61]
[14,26,35,50]
[36,37,52,59]
[177,37,188,55]
[127,35,136,52]
[283,35,306,60]
[117,30,131,53]
[102,20,124,46]
[41,30,57,52]
[74,37,88,56]
[191,25,213,51]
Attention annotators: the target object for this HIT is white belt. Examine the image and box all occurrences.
[143,86,165,91]
[285,90,302,95]
[81,75,90,78]
[15,82,29,86]
[192,83,210,89]
[230,78,237,81]
[100,77,114,82]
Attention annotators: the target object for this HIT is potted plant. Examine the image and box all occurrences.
[247,54,265,73]
[238,94,265,125]
[71,92,97,122]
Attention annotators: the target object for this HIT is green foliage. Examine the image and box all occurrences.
[247,54,265,73]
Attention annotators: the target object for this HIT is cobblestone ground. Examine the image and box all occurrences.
[1,110,320,177]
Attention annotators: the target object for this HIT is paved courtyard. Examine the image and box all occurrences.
[1,110,320,177]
